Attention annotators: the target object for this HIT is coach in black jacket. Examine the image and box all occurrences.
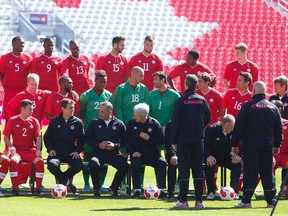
[172,74,211,209]
[126,103,166,198]
[44,98,84,194]
[232,81,283,208]
[86,101,128,197]
[204,115,241,200]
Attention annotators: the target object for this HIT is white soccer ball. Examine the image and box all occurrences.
[219,186,236,201]
[51,184,67,198]
[144,185,160,199]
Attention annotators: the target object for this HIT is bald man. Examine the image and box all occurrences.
[231,81,283,208]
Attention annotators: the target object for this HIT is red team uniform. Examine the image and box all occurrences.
[61,55,91,96]
[5,90,51,125]
[169,62,216,95]
[129,52,163,91]
[197,88,223,127]
[96,53,129,94]
[45,91,80,117]
[30,54,63,92]
[224,60,259,90]
[274,119,288,168]
[223,89,252,118]
[3,115,44,190]
[0,52,32,118]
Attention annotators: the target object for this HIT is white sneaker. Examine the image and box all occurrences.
[234,201,252,208]
[234,193,240,200]
[207,192,215,200]
[0,192,4,197]
[195,201,205,208]
[173,200,189,208]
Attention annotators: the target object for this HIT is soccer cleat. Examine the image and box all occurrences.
[94,190,101,197]
[11,188,19,196]
[109,188,118,197]
[206,192,215,200]
[83,185,91,193]
[195,201,205,209]
[173,200,189,208]
[0,187,6,192]
[100,185,109,193]
[267,198,277,208]
[35,189,42,197]
[234,201,252,208]
[133,190,141,198]
[40,185,48,192]
[67,183,77,194]
[0,191,4,197]
[158,190,167,199]
[234,193,240,200]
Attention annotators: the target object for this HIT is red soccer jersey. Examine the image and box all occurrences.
[0,52,32,90]
[5,89,51,124]
[280,119,288,154]
[96,53,129,94]
[224,60,259,89]
[129,52,163,91]
[169,62,216,95]
[61,55,91,96]
[197,88,223,126]
[3,115,41,152]
[30,54,63,92]
[222,89,252,118]
[45,91,80,117]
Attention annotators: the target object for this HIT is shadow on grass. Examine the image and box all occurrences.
[91,207,168,211]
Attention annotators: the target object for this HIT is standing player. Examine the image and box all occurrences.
[0,36,32,120]
[96,36,129,94]
[129,36,163,91]
[45,76,79,120]
[167,50,216,95]
[197,72,224,126]
[61,40,91,96]
[80,70,114,192]
[5,73,51,125]
[223,72,253,118]
[3,99,44,196]
[30,37,63,92]
[223,42,259,91]
[269,75,288,120]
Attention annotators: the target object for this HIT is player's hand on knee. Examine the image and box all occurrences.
[9,146,16,156]
[49,150,57,157]
[132,151,141,158]
[231,154,241,164]
[207,156,216,167]
[36,150,42,157]
[170,156,178,166]
[70,151,80,159]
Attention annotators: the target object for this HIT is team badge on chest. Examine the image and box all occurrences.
[70,125,75,130]
[148,128,152,132]
[112,126,116,130]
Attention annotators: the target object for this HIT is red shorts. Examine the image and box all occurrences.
[274,153,288,168]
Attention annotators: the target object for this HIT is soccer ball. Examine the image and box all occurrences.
[51,184,67,198]
[219,186,236,201]
[144,185,160,199]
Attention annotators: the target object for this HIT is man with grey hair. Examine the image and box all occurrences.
[126,103,166,198]
[85,101,128,197]
[232,81,282,208]
[204,114,242,200]
[172,74,211,208]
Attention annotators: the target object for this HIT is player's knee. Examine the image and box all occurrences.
[89,157,100,169]
[48,158,60,170]
[131,157,142,169]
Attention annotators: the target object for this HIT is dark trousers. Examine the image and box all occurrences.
[89,154,129,192]
[131,154,166,189]
[177,142,204,202]
[47,154,83,185]
[166,156,178,193]
[242,149,276,204]
[204,155,241,194]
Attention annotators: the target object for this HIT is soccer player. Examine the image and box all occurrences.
[44,98,84,194]
[30,37,63,92]
[232,81,282,208]
[147,72,180,133]
[96,36,129,93]
[126,103,166,198]
[204,115,241,200]
[172,74,211,208]
[223,42,258,91]
[129,36,163,91]
[197,72,224,126]
[80,70,114,192]
[269,75,288,120]
[61,40,91,96]
[0,36,32,120]
[86,101,128,197]
[5,73,51,125]
[3,99,44,196]
[223,72,253,118]
[167,50,216,95]
[115,66,148,125]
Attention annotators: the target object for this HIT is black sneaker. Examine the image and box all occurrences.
[133,190,141,198]
[35,189,42,197]
[94,190,101,197]
[68,183,77,194]
[11,188,19,196]
[109,188,118,197]
[158,190,167,199]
